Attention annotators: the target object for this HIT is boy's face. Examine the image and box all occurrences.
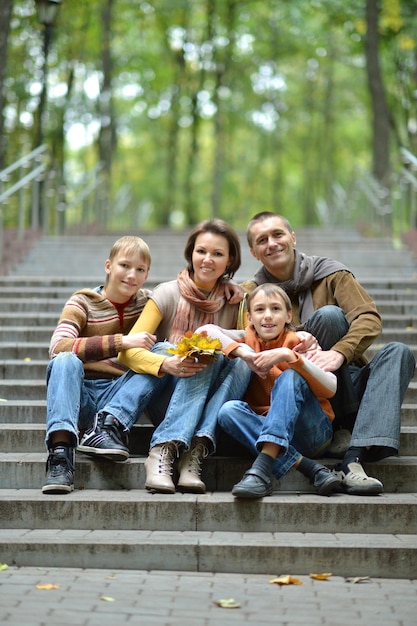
[104,250,149,302]
[248,291,292,342]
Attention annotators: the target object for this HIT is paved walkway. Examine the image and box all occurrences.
[0,566,416,625]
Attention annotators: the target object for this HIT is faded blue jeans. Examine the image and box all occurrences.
[45,352,166,448]
[147,341,253,452]
[304,305,416,459]
[218,369,333,480]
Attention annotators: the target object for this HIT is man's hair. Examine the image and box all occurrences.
[108,235,151,267]
[246,212,293,247]
[184,218,241,278]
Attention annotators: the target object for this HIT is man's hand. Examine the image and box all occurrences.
[159,355,207,377]
[306,349,345,372]
[122,332,156,350]
[224,282,244,304]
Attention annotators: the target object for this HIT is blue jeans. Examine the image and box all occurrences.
[218,369,333,480]
[148,342,253,452]
[305,305,416,459]
[45,352,166,447]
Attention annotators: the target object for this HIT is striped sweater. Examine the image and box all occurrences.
[49,287,151,379]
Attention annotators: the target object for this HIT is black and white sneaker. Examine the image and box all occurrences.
[42,445,75,494]
[77,413,129,461]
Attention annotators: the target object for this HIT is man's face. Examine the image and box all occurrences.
[249,216,296,278]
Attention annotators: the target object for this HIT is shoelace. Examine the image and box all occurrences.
[184,443,209,476]
[158,443,180,475]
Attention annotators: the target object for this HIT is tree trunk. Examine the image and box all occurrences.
[0,0,13,170]
[97,0,116,229]
[365,0,391,189]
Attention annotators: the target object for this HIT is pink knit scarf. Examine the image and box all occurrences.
[169,269,228,343]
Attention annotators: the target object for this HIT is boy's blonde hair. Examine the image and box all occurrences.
[108,235,151,267]
[105,236,151,287]
[247,283,294,329]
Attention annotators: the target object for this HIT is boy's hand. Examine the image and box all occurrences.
[122,332,156,350]
[253,347,296,371]
[293,331,320,353]
[160,355,207,377]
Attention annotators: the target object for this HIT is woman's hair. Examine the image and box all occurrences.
[246,211,293,247]
[108,235,151,267]
[247,283,295,329]
[184,219,241,278]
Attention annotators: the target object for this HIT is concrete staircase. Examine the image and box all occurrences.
[0,229,416,578]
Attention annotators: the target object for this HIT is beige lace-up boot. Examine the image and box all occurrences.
[144,443,178,493]
[177,438,209,493]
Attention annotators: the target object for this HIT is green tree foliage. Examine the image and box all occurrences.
[1,0,417,231]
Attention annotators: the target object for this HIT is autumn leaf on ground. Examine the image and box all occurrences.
[100,596,115,602]
[214,598,241,608]
[0,563,8,571]
[310,572,332,580]
[345,576,372,584]
[269,575,303,586]
[36,583,60,590]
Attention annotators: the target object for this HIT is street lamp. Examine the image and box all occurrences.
[35,0,62,147]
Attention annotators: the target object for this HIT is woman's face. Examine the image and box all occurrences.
[191,232,231,288]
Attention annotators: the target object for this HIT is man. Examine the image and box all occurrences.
[240,211,415,495]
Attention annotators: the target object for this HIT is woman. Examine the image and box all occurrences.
[118,219,252,494]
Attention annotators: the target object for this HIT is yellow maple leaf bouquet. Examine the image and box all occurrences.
[167,330,223,363]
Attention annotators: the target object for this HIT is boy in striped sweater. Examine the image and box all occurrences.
[43,236,157,494]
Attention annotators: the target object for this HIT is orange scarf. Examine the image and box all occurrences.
[169,269,228,343]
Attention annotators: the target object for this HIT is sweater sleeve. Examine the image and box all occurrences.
[49,294,124,361]
[315,271,382,364]
[118,299,166,375]
[195,323,246,355]
[288,353,337,398]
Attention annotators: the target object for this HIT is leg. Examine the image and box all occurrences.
[150,354,251,450]
[334,342,415,495]
[77,370,170,461]
[43,352,98,495]
[45,352,96,448]
[304,305,359,427]
[350,342,415,455]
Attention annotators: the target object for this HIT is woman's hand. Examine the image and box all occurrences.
[122,332,156,350]
[160,355,207,377]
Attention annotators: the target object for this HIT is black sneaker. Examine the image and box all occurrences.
[42,445,75,494]
[77,413,129,461]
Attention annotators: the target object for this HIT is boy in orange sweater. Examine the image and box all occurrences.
[200,283,341,498]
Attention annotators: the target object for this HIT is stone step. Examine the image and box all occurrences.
[2,400,417,427]
[0,328,53,342]
[0,343,49,360]
[1,490,415,534]
[0,526,415,579]
[0,359,47,379]
[2,423,417,456]
[1,452,416,492]
[0,378,416,404]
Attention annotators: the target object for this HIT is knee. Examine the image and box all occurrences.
[310,305,346,327]
[47,352,82,379]
[380,342,416,370]
[305,306,348,348]
[218,401,238,427]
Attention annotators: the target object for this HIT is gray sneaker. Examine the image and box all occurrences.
[78,413,129,461]
[333,460,383,495]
